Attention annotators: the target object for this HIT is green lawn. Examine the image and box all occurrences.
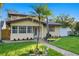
[48,48,63,56]
[49,36,79,54]
[0,42,62,56]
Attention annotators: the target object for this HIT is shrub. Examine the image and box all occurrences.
[39,50,43,54]
[18,38,20,40]
[14,38,16,41]
[27,37,29,40]
[30,38,33,40]
[28,49,34,54]
[22,38,25,40]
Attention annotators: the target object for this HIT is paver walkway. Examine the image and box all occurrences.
[40,40,79,56]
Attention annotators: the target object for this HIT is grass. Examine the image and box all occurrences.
[48,38,61,40]
[49,36,79,54]
[48,48,63,56]
[0,42,62,56]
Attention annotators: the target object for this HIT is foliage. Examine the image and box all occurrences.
[31,4,52,50]
[31,4,45,20]
[54,14,75,28]
[41,4,52,40]
[42,4,52,17]
[31,4,45,51]
[0,3,3,8]
[75,22,79,34]
[49,36,79,54]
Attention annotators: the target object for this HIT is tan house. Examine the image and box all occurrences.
[6,12,62,40]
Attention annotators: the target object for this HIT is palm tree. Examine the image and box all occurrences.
[31,5,44,54]
[42,4,52,41]
[0,3,3,8]
[31,4,52,54]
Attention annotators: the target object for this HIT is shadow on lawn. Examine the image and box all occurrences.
[0,42,36,56]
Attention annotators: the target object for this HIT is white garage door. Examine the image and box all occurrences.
[59,28,68,36]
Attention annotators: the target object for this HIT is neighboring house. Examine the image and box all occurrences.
[6,12,69,40]
[0,21,4,41]
[1,21,10,40]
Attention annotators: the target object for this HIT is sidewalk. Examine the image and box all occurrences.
[40,40,79,56]
[2,40,36,43]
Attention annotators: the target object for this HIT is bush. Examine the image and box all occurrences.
[22,38,25,40]
[18,38,20,40]
[69,34,75,36]
[46,33,51,38]
[39,50,43,54]
[27,38,29,40]
[30,38,33,40]
[14,38,16,41]
[28,49,34,54]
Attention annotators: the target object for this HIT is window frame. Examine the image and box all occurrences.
[27,26,32,33]
[12,26,17,33]
[19,26,26,33]
[49,27,55,32]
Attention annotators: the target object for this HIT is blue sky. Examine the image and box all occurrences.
[1,3,79,21]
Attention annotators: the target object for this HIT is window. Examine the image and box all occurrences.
[49,27,55,32]
[27,26,32,33]
[19,26,26,33]
[12,26,17,33]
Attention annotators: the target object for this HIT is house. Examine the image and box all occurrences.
[6,12,69,40]
[59,27,72,36]
[0,21,4,41]
[1,21,10,40]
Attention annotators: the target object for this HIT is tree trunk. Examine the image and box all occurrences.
[46,17,49,41]
[35,15,41,55]
[47,17,49,34]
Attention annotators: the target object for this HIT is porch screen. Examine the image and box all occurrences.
[19,26,26,33]
[27,26,32,33]
[12,26,17,33]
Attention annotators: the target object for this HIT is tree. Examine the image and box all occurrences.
[42,4,52,41]
[0,3,3,13]
[0,3,3,8]
[75,22,79,35]
[31,4,45,54]
[54,14,75,30]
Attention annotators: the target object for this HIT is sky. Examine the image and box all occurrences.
[1,3,79,21]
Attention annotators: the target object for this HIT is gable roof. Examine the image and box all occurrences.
[6,18,44,25]
[6,18,62,26]
[44,22,62,26]
[8,12,36,17]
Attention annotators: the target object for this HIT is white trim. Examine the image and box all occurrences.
[2,21,6,30]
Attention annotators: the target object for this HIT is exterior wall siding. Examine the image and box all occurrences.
[42,26,61,37]
[59,28,71,36]
[11,20,40,26]
[10,19,61,40]
[49,26,60,37]
[10,20,43,40]
[10,33,33,40]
